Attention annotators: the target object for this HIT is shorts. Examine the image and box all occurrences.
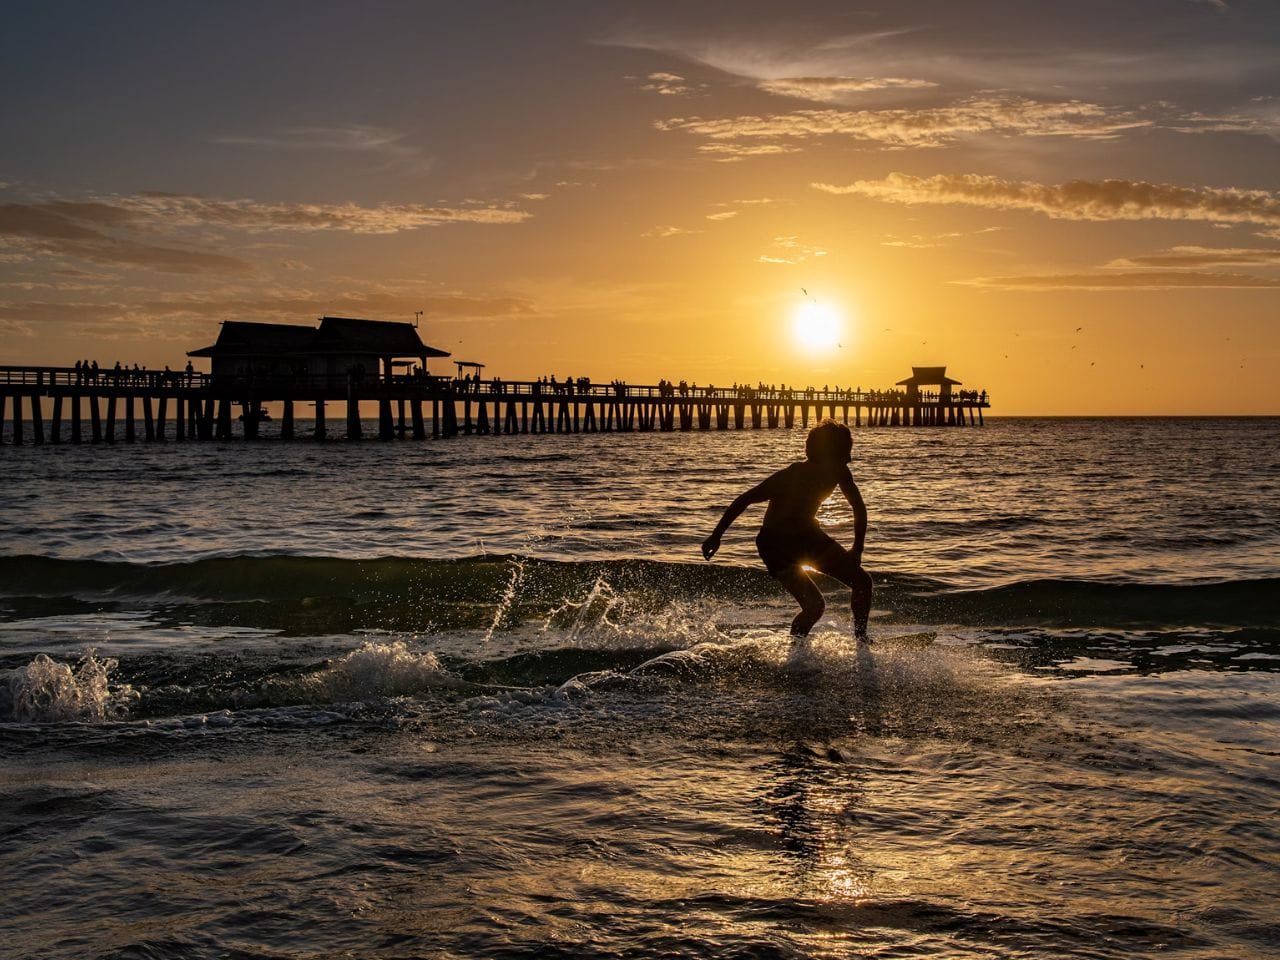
[755,525,850,578]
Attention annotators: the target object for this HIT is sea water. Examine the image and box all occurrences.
[1,418,1278,959]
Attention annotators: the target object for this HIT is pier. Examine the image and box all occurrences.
[0,366,988,445]
[0,317,988,446]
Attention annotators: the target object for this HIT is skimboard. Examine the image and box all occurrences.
[872,631,936,648]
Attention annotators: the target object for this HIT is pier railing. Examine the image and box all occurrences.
[0,365,988,405]
[0,364,989,444]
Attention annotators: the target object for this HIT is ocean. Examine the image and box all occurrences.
[2,417,1278,959]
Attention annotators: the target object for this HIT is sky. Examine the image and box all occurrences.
[2,0,1278,414]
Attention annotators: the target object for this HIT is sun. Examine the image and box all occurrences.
[792,300,842,351]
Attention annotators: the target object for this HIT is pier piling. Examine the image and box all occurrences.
[51,394,63,443]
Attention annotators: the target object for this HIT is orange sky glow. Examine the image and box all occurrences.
[2,1,1278,415]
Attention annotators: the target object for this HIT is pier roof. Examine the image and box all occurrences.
[188,321,316,358]
[314,316,449,358]
[896,366,962,386]
[188,317,450,360]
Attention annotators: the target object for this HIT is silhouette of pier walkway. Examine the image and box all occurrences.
[0,317,988,445]
[0,364,989,445]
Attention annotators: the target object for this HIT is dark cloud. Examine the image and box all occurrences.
[0,204,104,241]
[1,201,252,274]
[211,124,435,174]
[0,290,535,336]
[0,189,533,275]
[57,238,252,274]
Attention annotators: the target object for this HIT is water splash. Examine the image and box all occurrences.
[1,650,139,722]
[484,557,527,643]
[542,574,628,643]
[299,640,455,701]
[538,573,735,651]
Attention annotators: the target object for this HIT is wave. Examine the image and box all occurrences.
[0,634,980,725]
[8,621,1280,727]
[900,577,1280,629]
[0,554,1276,632]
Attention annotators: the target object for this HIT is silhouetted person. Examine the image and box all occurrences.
[702,419,872,642]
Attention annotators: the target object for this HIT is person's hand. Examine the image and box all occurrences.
[702,534,721,561]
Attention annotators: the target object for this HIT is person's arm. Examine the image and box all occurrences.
[702,477,774,560]
[838,469,868,566]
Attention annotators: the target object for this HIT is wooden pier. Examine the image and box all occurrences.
[0,365,988,445]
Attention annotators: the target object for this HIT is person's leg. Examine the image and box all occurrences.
[775,567,825,636]
[849,566,872,642]
[821,553,873,642]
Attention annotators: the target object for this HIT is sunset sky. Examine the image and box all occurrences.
[2,0,1278,414]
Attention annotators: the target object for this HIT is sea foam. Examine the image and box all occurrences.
[1,650,139,722]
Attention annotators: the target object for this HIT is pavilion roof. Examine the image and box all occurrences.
[313,316,449,358]
[188,317,450,359]
[896,365,963,386]
[187,321,316,358]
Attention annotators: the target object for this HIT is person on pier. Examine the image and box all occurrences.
[702,419,872,644]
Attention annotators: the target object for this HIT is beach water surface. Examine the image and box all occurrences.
[2,418,1278,959]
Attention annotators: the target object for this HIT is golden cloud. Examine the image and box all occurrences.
[636,72,701,97]
[1108,246,1280,268]
[756,236,827,265]
[642,225,699,239]
[659,97,1148,150]
[121,193,531,234]
[958,271,1280,290]
[694,142,803,161]
[757,76,937,103]
[815,173,1280,226]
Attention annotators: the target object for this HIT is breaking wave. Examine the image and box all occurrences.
[0,554,1275,632]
